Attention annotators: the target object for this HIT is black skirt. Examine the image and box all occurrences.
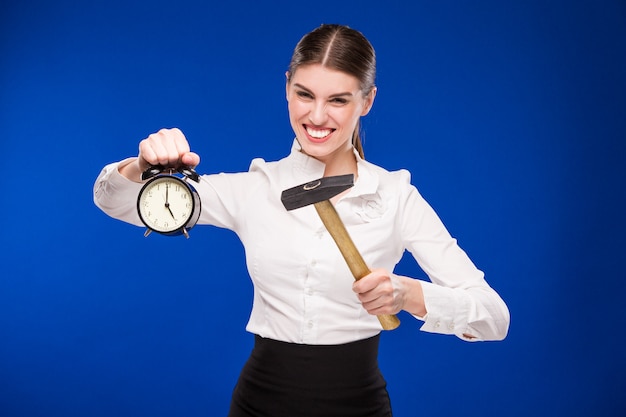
[228,334,393,417]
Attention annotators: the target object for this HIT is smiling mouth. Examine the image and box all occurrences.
[305,125,334,140]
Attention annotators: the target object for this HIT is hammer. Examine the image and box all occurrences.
[281,174,401,330]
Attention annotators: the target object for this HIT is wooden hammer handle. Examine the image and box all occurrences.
[314,200,401,330]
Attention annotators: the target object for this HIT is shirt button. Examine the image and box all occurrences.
[305,288,314,295]
[434,321,440,328]
[448,323,455,330]
[307,320,314,328]
[310,259,317,267]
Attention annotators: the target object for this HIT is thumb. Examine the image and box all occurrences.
[352,278,368,294]
[181,152,201,168]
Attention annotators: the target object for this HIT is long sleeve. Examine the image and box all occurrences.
[93,159,145,226]
[92,147,510,345]
[397,172,510,342]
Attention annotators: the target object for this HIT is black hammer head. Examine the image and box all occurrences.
[281,174,354,211]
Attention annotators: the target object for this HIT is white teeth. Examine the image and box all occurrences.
[306,126,332,139]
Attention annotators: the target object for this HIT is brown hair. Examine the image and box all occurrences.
[287,24,376,159]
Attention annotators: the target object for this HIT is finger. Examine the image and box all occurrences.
[360,295,387,314]
[355,285,384,304]
[168,128,200,168]
[156,129,182,165]
[358,287,393,305]
[353,269,386,294]
[361,291,398,315]
[150,137,171,166]
[181,152,201,168]
[167,128,200,168]
[138,138,159,167]
[143,128,183,167]
[354,272,396,306]
[170,127,191,156]
[366,304,396,316]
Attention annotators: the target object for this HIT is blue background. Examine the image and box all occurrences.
[2,0,625,416]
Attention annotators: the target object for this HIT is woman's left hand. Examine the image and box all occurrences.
[352,269,427,317]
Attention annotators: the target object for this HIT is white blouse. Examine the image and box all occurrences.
[94,141,510,344]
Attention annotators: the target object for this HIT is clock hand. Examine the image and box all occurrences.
[165,204,176,220]
[164,183,176,220]
[165,203,176,220]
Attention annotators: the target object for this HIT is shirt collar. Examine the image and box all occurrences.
[290,139,326,179]
[288,139,380,198]
[353,153,379,197]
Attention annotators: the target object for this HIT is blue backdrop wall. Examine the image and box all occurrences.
[1,1,625,416]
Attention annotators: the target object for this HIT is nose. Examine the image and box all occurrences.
[308,100,328,126]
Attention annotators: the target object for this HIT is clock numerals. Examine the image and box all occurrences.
[141,179,189,230]
[137,172,200,237]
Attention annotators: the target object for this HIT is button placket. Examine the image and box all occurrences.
[301,228,324,343]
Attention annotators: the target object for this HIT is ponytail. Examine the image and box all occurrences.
[352,120,365,159]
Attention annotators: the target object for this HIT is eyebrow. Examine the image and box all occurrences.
[293,83,354,98]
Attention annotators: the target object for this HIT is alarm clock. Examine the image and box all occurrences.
[137,166,201,238]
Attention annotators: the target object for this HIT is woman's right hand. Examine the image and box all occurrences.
[119,128,201,182]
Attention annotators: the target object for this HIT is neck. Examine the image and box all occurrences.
[322,150,357,179]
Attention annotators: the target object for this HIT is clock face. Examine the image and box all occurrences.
[137,176,196,233]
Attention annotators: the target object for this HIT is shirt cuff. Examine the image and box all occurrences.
[413,280,477,341]
[93,158,144,226]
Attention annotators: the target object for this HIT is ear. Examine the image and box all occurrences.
[360,87,377,116]
[285,71,291,101]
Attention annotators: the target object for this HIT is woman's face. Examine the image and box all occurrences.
[286,64,375,168]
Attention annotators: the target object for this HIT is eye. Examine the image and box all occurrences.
[330,97,348,105]
[296,90,313,99]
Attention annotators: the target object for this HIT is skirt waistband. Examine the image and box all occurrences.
[251,334,381,385]
[229,333,391,417]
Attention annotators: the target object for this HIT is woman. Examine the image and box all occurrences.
[94,24,509,417]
